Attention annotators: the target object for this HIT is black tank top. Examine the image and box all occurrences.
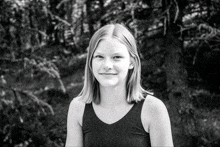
[82,100,151,147]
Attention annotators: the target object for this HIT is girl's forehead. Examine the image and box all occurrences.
[94,38,129,54]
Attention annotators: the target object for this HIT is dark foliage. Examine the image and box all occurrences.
[1,0,220,146]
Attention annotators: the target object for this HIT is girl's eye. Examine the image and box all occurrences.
[113,56,122,59]
[94,55,103,59]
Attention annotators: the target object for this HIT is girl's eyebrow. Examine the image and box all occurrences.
[93,51,103,54]
[94,51,125,55]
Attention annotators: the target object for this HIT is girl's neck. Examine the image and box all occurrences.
[98,85,128,108]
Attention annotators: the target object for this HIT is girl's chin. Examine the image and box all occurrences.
[98,81,120,87]
[100,83,118,87]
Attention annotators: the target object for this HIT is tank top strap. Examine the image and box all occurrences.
[83,103,96,127]
[122,99,145,127]
[132,99,145,113]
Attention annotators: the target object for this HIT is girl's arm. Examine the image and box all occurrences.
[65,98,85,147]
[142,95,174,147]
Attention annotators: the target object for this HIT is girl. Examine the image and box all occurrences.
[65,23,173,147]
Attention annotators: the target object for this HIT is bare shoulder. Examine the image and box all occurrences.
[143,95,167,112]
[141,95,169,132]
[142,95,173,146]
[66,97,85,146]
[68,97,86,126]
[69,96,86,110]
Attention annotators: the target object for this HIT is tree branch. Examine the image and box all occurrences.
[173,0,179,23]
[56,0,70,9]
[27,27,47,37]
[47,10,72,27]
[198,23,220,40]
[0,85,54,115]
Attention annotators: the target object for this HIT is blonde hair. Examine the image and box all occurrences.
[78,23,151,104]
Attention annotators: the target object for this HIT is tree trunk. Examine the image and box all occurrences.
[65,0,73,24]
[86,0,94,37]
[164,25,194,147]
[98,0,106,26]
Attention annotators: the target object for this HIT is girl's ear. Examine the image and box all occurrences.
[129,57,135,69]
[129,64,134,69]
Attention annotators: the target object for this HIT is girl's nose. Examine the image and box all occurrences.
[103,59,113,70]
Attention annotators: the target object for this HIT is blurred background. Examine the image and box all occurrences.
[0,0,220,146]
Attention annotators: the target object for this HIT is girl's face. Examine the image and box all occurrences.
[92,38,133,88]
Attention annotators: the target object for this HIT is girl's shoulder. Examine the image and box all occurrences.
[143,95,166,109]
[143,95,168,117]
[68,97,86,126]
[69,96,86,110]
[141,95,169,132]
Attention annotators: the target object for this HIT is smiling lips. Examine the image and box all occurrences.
[99,73,117,75]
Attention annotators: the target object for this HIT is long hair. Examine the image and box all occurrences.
[78,23,151,104]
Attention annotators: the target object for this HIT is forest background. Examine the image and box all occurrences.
[0,0,220,147]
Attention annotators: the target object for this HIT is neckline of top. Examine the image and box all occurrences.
[91,102,136,126]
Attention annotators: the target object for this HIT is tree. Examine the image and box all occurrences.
[0,0,66,146]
